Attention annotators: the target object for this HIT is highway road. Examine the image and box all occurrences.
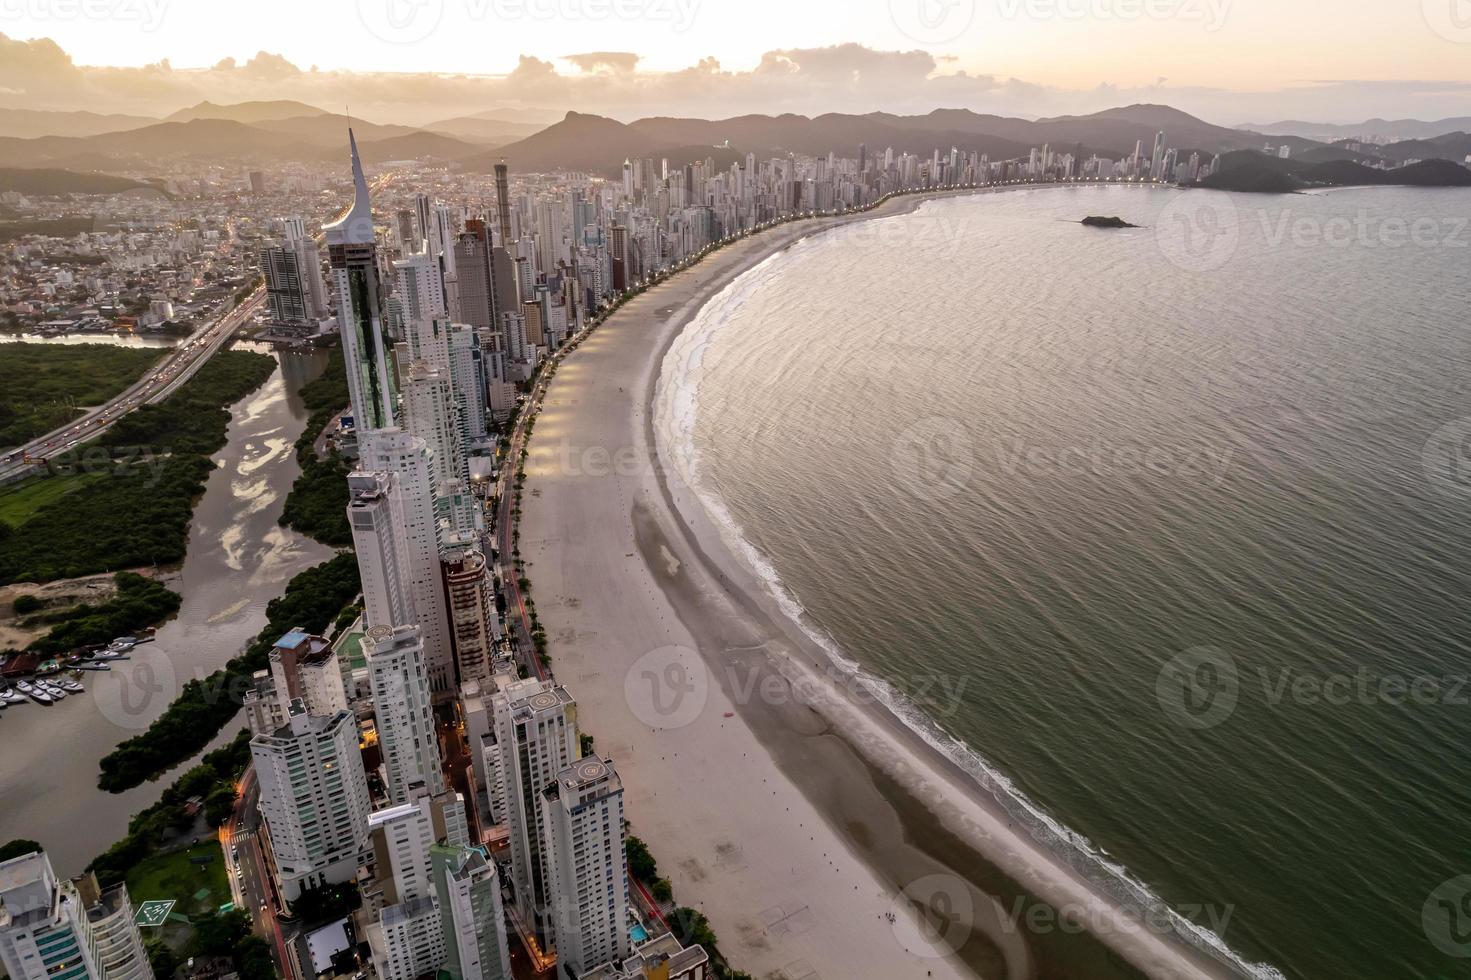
[0,287,265,483]
[223,765,296,980]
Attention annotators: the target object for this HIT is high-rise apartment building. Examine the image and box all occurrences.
[365,790,468,980]
[541,758,630,975]
[488,679,579,932]
[442,547,494,687]
[364,624,445,804]
[431,844,512,980]
[71,875,152,980]
[250,700,372,904]
[0,851,103,980]
[348,470,415,632]
[268,629,348,719]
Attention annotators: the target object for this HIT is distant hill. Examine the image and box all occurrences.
[424,116,545,144]
[0,108,156,139]
[466,112,673,175]
[164,100,329,123]
[1200,150,1471,192]
[0,167,159,196]
[0,117,480,168]
[1244,117,1471,142]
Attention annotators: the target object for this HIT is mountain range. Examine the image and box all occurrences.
[0,99,1466,186]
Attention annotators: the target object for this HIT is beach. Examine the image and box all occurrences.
[518,189,1244,980]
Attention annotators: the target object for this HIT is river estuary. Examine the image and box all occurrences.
[0,343,334,874]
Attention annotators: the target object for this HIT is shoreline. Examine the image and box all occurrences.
[521,184,1258,980]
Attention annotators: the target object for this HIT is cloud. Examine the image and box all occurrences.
[563,52,641,73]
[0,33,1468,127]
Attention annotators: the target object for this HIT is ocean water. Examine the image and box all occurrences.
[658,184,1471,980]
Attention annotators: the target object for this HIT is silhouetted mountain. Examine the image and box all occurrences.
[0,108,156,139]
[0,117,480,168]
[1201,149,1471,192]
[424,116,544,144]
[1370,132,1471,165]
[0,167,159,195]
[464,112,671,175]
[1244,117,1471,142]
[165,100,328,123]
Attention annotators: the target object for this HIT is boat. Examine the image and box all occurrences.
[16,681,53,705]
[40,682,66,700]
[0,688,23,705]
[35,659,62,676]
[75,662,111,671]
[59,679,84,694]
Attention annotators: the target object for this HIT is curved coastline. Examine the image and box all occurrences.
[648,188,1284,980]
[520,183,1269,980]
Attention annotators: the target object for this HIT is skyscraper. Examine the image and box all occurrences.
[431,844,513,980]
[326,130,396,433]
[250,700,372,904]
[488,679,579,933]
[0,851,104,980]
[71,875,153,980]
[442,547,494,687]
[541,758,631,974]
[268,629,348,719]
[365,790,469,980]
[365,624,446,804]
[358,429,456,693]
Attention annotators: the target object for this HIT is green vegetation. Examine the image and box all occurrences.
[26,571,178,655]
[279,345,352,546]
[183,909,275,980]
[0,472,108,528]
[0,351,275,585]
[97,350,276,456]
[97,553,361,792]
[87,730,250,886]
[10,593,40,615]
[0,838,41,861]
[125,840,228,922]
[0,342,165,449]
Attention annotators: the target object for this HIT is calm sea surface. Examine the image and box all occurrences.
[673,185,1471,979]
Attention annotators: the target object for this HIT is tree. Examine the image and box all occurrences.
[203,784,237,827]
[652,878,673,904]
[145,939,178,980]
[234,935,275,980]
[0,839,41,862]
[626,836,658,882]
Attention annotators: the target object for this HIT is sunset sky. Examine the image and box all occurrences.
[2,0,1470,122]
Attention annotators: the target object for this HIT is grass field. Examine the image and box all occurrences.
[125,840,231,923]
[0,471,107,527]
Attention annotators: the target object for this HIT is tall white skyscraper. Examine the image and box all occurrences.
[348,470,415,631]
[71,875,153,980]
[394,249,447,327]
[402,362,465,489]
[326,130,396,433]
[0,851,104,980]
[541,757,631,974]
[431,844,512,980]
[442,548,494,688]
[488,679,579,932]
[250,701,372,904]
[358,430,455,693]
[365,790,468,980]
[365,624,446,804]
[447,324,488,443]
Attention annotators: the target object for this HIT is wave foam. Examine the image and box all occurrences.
[651,224,1286,980]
